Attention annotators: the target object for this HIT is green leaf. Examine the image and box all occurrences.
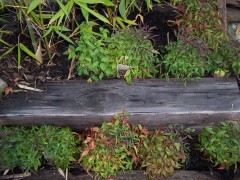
[27,0,40,14]
[119,0,127,20]
[0,38,11,47]
[55,30,74,44]
[0,46,15,61]
[74,0,110,24]
[56,0,69,17]
[48,9,64,25]
[18,43,42,63]
[81,6,89,22]
[43,26,53,38]
[18,43,21,68]
[100,63,107,71]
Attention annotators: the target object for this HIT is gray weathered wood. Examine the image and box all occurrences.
[0,78,239,130]
[22,169,217,180]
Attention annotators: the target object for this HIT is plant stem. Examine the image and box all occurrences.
[38,3,53,63]
[17,0,37,52]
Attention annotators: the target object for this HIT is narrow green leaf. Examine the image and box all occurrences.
[27,0,40,14]
[75,0,114,6]
[0,38,11,46]
[0,46,15,61]
[81,6,89,22]
[119,0,127,20]
[52,26,71,32]
[74,1,110,24]
[55,30,74,44]
[56,0,68,16]
[48,9,64,25]
[19,43,42,63]
[18,44,21,68]
[43,26,53,38]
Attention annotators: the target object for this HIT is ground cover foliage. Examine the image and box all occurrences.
[0,0,240,86]
[0,112,239,179]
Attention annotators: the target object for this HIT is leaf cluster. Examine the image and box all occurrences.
[196,122,240,172]
[79,111,192,179]
[162,40,207,80]
[170,0,228,50]
[0,125,79,172]
[67,23,159,84]
[139,125,192,178]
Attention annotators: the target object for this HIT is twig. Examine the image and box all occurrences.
[0,172,31,179]
[17,83,44,92]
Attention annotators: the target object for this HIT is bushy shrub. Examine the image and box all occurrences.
[162,40,208,80]
[139,125,193,178]
[79,111,192,179]
[196,122,240,172]
[66,22,159,84]
[79,111,147,178]
[0,126,79,172]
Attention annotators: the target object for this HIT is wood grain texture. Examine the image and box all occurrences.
[0,78,239,130]
[22,169,217,180]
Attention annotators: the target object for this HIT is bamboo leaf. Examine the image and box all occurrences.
[74,0,110,24]
[81,6,89,21]
[56,0,68,15]
[18,44,21,68]
[75,0,114,6]
[43,26,53,38]
[48,9,64,25]
[119,0,127,20]
[19,43,42,63]
[0,38,11,47]
[52,26,71,32]
[27,0,40,14]
[0,46,15,61]
[55,30,74,44]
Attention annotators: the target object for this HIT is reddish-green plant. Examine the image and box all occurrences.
[78,111,148,179]
[139,125,193,178]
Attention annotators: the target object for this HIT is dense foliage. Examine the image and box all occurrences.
[79,111,192,179]
[196,122,240,172]
[0,126,79,172]
[66,22,159,84]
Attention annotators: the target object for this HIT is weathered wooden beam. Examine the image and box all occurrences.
[219,0,228,33]
[227,0,240,8]
[22,169,217,180]
[0,78,239,131]
[227,7,240,21]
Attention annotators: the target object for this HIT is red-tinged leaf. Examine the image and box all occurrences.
[83,137,92,144]
[91,127,100,132]
[81,149,90,158]
[142,128,149,135]
[89,140,95,150]
[4,87,13,96]
[218,163,227,170]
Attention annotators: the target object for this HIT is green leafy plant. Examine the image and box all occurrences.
[196,122,240,172]
[162,40,208,81]
[170,0,228,50]
[66,22,116,82]
[37,126,79,170]
[79,111,148,179]
[106,27,159,84]
[139,125,193,178]
[0,126,42,172]
[207,42,240,78]
[66,22,159,84]
[0,125,79,172]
